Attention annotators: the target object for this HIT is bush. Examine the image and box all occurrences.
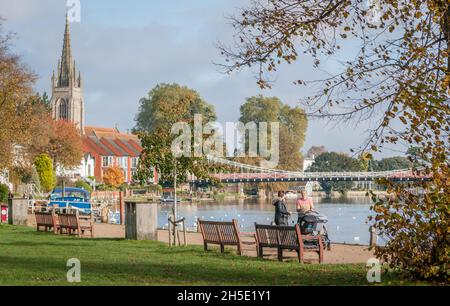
[34,154,56,193]
[103,166,125,189]
[370,178,449,283]
[0,184,9,203]
[75,180,93,193]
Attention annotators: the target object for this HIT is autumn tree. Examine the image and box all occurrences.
[21,90,81,171]
[41,119,83,170]
[220,0,449,281]
[103,166,125,189]
[0,21,37,170]
[235,96,307,191]
[239,95,307,170]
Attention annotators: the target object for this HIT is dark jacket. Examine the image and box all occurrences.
[273,198,290,225]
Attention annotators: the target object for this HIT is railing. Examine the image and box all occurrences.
[200,156,428,182]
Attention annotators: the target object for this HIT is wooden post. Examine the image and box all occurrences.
[119,191,125,225]
[182,219,187,246]
[369,226,377,247]
[168,217,172,246]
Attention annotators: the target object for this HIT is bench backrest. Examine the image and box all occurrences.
[35,212,55,226]
[58,213,79,229]
[198,219,240,244]
[255,223,302,249]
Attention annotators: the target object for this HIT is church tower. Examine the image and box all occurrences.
[51,15,84,134]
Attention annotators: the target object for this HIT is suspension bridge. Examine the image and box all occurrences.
[190,156,430,184]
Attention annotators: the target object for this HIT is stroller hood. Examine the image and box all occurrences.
[301,211,328,223]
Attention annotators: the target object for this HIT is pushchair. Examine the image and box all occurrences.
[297,210,331,251]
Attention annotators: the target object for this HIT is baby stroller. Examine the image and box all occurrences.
[297,210,331,251]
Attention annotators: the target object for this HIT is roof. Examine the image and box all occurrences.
[82,126,142,157]
[85,126,139,140]
[52,187,89,194]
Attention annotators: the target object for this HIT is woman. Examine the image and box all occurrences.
[296,190,314,213]
[273,191,290,225]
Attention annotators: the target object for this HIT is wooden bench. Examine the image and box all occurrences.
[35,211,58,233]
[58,212,94,238]
[198,219,243,255]
[254,223,323,263]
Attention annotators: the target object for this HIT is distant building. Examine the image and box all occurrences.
[50,16,143,184]
[303,154,315,171]
[82,127,142,183]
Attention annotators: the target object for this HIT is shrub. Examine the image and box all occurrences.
[103,166,125,189]
[34,154,56,193]
[0,184,9,203]
[370,177,449,283]
[75,180,93,193]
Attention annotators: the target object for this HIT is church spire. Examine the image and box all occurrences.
[58,14,74,87]
[51,14,85,134]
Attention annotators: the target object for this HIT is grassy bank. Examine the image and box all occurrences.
[0,224,423,286]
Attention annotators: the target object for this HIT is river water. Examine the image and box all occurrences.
[157,197,378,246]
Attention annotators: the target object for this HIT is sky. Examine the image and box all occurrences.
[0,0,405,158]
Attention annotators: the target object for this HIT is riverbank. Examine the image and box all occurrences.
[0,224,421,285]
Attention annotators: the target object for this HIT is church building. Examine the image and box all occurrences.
[50,16,143,184]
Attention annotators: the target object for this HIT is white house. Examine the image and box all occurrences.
[0,170,13,191]
[303,154,316,171]
[56,153,95,179]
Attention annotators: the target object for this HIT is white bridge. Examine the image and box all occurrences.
[190,156,429,184]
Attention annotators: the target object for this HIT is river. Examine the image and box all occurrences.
[157,197,379,246]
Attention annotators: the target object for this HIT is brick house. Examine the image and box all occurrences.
[81,127,143,183]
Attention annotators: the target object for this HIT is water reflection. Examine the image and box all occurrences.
[159,197,376,245]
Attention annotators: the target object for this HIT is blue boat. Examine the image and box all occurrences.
[48,187,92,214]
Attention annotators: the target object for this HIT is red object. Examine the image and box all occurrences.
[153,168,159,185]
[1,205,8,223]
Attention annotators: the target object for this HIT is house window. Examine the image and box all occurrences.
[102,156,113,167]
[131,157,139,168]
[117,157,127,169]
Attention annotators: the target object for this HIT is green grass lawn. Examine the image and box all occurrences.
[0,224,423,286]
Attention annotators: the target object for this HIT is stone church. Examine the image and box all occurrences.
[51,16,84,134]
[50,16,143,184]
